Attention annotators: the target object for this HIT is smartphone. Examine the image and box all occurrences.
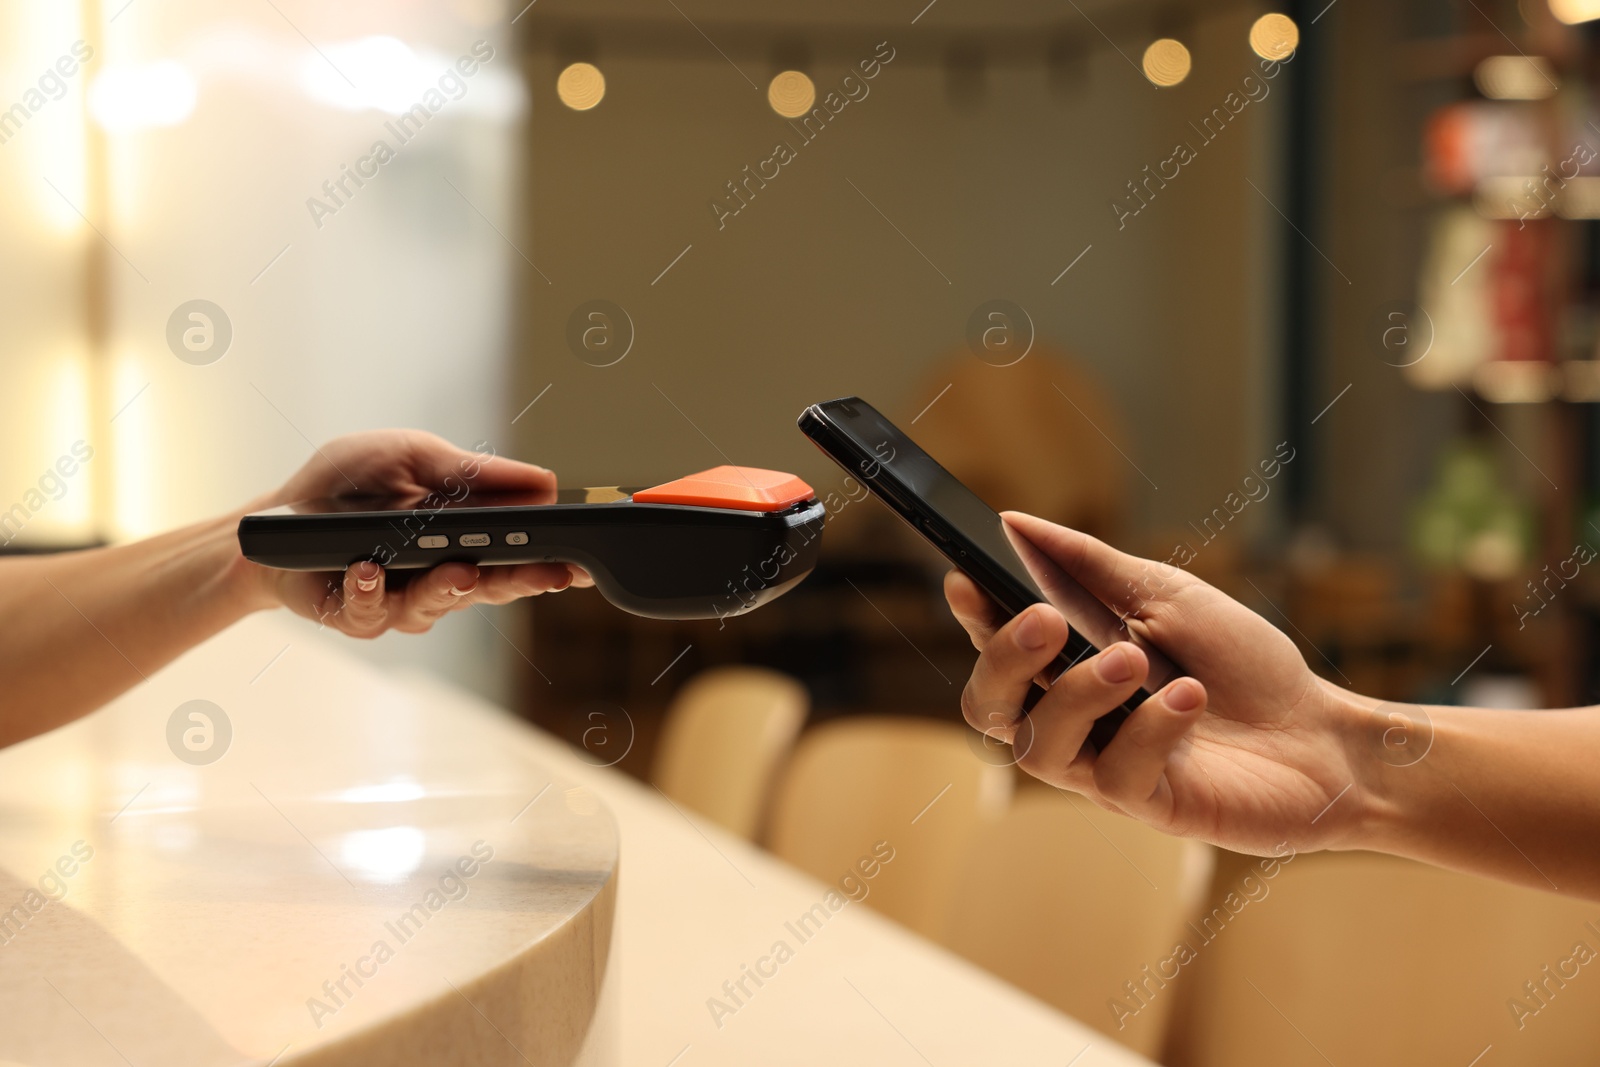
[799,396,1172,752]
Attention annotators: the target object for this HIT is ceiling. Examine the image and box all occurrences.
[515,0,1257,63]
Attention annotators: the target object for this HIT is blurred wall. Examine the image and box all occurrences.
[1314,0,1458,555]
[2,0,1305,706]
[512,1,1289,556]
[0,0,533,702]
[0,3,95,546]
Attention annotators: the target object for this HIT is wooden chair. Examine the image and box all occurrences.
[765,716,1013,938]
[649,666,808,840]
[937,787,1213,1060]
[1162,850,1600,1066]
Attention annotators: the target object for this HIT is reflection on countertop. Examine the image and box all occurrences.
[0,620,619,1067]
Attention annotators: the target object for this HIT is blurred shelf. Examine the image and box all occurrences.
[1462,359,1600,403]
[1395,32,1550,84]
[1474,360,1562,403]
[1562,359,1600,401]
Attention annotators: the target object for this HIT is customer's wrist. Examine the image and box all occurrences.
[1323,682,1436,856]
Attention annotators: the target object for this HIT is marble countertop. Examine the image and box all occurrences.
[0,618,618,1066]
[1,610,1153,1067]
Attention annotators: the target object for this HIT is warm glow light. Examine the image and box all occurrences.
[340,826,426,883]
[557,62,605,110]
[1249,14,1299,61]
[44,350,93,536]
[105,121,145,231]
[110,352,154,540]
[1550,0,1600,25]
[12,3,87,233]
[8,349,96,545]
[767,71,815,118]
[299,36,429,115]
[32,124,89,235]
[335,779,427,804]
[1474,55,1557,100]
[89,62,197,132]
[1142,39,1191,87]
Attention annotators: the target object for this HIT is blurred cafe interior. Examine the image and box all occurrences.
[8,0,1600,1064]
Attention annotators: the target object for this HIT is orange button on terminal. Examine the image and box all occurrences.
[633,465,815,512]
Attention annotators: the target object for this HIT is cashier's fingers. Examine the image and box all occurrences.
[387,563,481,633]
[316,561,591,636]
[1088,677,1208,819]
[329,560,389,636]
[959,603,1069,745]
[1014,642,1151,789]
[944,570,1008,650]
[463,563,575,605]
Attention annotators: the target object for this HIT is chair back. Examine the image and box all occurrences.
[766,716,1013,937]
[651,666,808,840]
[939,787,1213,1059]
[1164,850,1600,1066]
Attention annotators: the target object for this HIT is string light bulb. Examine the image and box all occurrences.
[1550,0,1600,26]
[1249,14,1299,61]
[557,62,605,110]
[767,71,815,117]
[1142,39,1191,87]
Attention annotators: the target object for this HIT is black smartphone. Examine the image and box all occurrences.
[799,396,1172,752]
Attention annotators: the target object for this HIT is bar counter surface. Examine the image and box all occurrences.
[0,611,1154,1067]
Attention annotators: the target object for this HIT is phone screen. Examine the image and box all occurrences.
[803,396,1178,700]
[813,399,1047,601]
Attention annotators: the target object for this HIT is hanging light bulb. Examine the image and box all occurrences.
[1142,38,1191,87]
[1550,0,1600,26]
[767,71,814,118]
[1249,14,1299,61]
[557,62,605,110]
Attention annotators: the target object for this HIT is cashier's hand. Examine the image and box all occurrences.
[946,511,1367,857]
[253,430,591,637]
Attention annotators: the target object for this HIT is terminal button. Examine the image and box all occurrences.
[633,465,815,512]
[418,535,448,549]
[506,532,529,545]
[458,533,491,547]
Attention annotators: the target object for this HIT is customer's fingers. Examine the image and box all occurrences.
[388,563,479,633]
[959,603,1068,744]
[944,570,1007,650]
[1015,642,1150,787]
[1089,677,1207,818]
[1001,511,1190,623]
[332,561,389,637]
[999,513,1188,686]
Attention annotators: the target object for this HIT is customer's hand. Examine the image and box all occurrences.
[946,511,1367,856]
[254,430,590,638]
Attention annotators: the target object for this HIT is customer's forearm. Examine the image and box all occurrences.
[1348,692,1600,899]
[0,510,271,746]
